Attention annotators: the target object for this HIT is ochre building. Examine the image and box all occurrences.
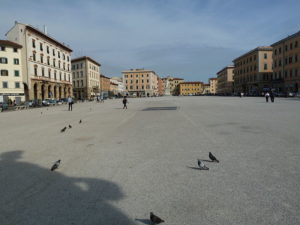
[179,82,204,96]
[71,56,101,100]
[233,46,273,95]
[217,66,234,95]
[209,78,218,94]
[271,31,300,93]
[122,69,158,97]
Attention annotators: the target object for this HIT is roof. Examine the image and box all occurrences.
[122,69,155,73]
[271,31,300,46]
[110,82,118,86]
[217,65,235,75]
[233,46,273,62]
[180,81,203,85]
[100,74,110,79]
[71,56,101,66]
[173,78,184,80]
[25,25,72,52]
[0,40,22,48]
[209,78,218,80]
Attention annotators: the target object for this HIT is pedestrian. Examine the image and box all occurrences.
[100,95,104,103]
[265,92,270,103]
[68,95,73,111]
[122,96,128,109]
[270,92,275,103]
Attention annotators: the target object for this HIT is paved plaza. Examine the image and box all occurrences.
[0,96,299,225]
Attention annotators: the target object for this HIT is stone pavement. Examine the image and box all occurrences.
[0,96,299,225]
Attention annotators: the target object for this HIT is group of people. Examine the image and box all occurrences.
[67,95,129,111]
[265,92,275,103]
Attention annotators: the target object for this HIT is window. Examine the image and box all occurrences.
[2,81,8,88]
[53,59,56,67]
[1,70,8,76]
[295,54,298,62]
[274,49,277,55]
[48,69,51,77]
[0,46,5,51]
[64,73,66,80]
[32,39,36,48]
[295,69,298,76]
[295,41,298,48]
[47,57,50,65]
[40,43,43,51]
[59,73,62,80]
[136,80,138,83]
[15,82,20,88]
[130,86,133,89]
[81,80,83,87]
[279,47,281,54]
[34,66,38,76]
[147,79,149,83]
[53,49,55,56]
[0,57,8,64]
[47,46,49,54]
[290,70,293,77]
[14,70,19,77]
[285,45,288,51]
[290,43,293,50]
[67,56,69,61]
[40,55,44,63]
[54,71,57,80]
[58,51,60,58]
[63,54,65,60]
[42,68,45,77]
[13,48,18,52]
[80,71,83,77]
[289,57,292,64]
[264,53,267,59]
[136,86,138,89]
[33,52,36,61]
[11,59,18,65]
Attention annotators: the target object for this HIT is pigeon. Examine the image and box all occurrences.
[79,119,82,124]
[51,160,61,171]
[61,127,67,132]
[198,159,209,170]
[150,212,164,224]
[69,124,72,129]
[209,152,219,163]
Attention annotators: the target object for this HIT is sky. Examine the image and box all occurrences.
[0,0,299,82]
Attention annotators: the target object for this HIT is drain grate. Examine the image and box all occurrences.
[142,106,178,111]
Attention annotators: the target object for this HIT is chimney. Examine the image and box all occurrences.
[44,25,47,35]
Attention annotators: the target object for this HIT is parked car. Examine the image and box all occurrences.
[25,100,40,107]
[60,98,68,104]
[42,99,50,106]
[47,99,57,106]
[286,92,295,97]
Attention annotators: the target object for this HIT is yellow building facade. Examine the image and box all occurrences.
[179,82,203,96]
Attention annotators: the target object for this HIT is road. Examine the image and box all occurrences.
[0,96,299,225]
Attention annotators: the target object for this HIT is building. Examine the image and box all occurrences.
[122,69,158,97]
[217,65,234,95]
[209,78,218,94]
[110,77,125,96]
[179,82,204,96]
[100,74,110,97]
[271,31,300,93]
[158,77,165,96]
[0,40,24,103]
[202,83,210,95]
[71,56,101,100]
[233,46,273,95]
[6,22,72,101]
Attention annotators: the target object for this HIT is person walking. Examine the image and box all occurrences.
[270,92,275,103]
[122,96,128,109]
[68,96,73,111]
[265,92,270,103]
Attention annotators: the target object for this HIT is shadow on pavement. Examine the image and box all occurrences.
[135,218,151,225]
[186,166,209,171]
[0,150,135,225]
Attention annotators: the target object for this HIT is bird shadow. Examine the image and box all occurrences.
[0,150,133,225]
[186,166,209,171]
[197,159,214,163]
[135,218,152,225]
